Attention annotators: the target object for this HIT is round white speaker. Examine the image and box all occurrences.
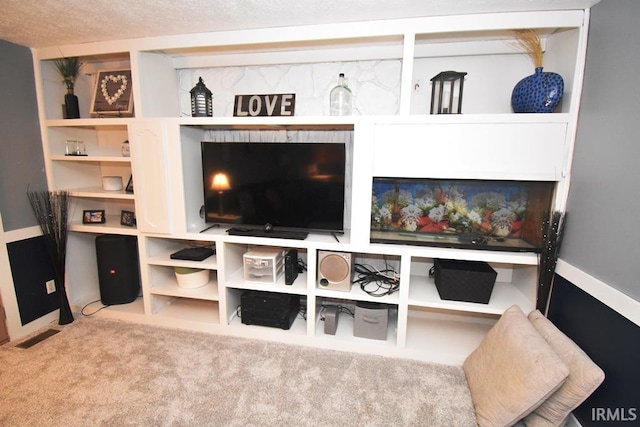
[318,251,352,291]
[320,254,350,283]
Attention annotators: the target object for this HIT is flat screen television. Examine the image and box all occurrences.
[201,141,346,236]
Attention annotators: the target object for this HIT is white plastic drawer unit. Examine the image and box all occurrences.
[243,247,286,284]
[372,122,569,181]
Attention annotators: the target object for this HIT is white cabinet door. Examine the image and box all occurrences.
[373,122,568,181]
[129,121,173,234]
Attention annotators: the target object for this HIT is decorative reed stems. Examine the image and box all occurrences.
[27,190,74,325]
[537,211,567,313]
[513,29,544,68]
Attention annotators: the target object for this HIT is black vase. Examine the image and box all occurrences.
[56,277,74,325]
[64,87,80,119]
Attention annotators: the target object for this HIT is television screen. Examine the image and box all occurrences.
[201,141,346,234]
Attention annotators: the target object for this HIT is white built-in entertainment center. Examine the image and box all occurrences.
[33,7,591,364]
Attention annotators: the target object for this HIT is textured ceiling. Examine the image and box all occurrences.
[0,0,599,49]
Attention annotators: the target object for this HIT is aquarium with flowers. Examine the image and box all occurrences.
[370,178,554,252]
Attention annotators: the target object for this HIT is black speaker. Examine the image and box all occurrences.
[95,235,141,305]
[284,248,298,285]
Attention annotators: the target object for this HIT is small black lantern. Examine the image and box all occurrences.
[430,71,467,114]
[190,76,213,117]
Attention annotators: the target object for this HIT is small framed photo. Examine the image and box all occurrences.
[120,210,136,227]
[90,69,134,117]
[125,175,134,193]
[83,210,105,224]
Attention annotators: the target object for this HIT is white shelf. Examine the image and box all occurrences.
[372,243,540,266]
[69,216,138,235]
[46,118,134,127]
[68,187,134,199]
[315,283,400,305]
[51,155,131,163]
[147,253,218,270]
[150,279,219,301]
[404,309,496,365]
[225,268,308,296]
[407,275,534,315]
[153,298,220,325]
[177,115,357,128]
[177,113,571,127]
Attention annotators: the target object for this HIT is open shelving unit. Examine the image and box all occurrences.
[31,7,592,364]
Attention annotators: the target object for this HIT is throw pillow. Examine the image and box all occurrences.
[523,310,605,427]
[463,305,570,427]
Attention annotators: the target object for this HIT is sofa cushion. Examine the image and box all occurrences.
[523,310,605,427]
[463,305,570,427]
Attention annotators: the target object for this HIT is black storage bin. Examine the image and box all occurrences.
[433,259,497,304]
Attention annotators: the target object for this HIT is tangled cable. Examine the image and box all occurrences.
[353,263,400,297]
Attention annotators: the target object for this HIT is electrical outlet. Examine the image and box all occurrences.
[46,279,56,294]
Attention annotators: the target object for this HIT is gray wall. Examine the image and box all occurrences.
[0,40,48,231]
[561,0,640,301]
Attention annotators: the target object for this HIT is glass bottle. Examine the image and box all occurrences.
[330,73,353,116]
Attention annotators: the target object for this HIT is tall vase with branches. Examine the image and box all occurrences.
[54,56,82,119]
[27,191,74,325]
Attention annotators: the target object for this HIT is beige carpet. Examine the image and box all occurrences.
[0,316,477,426]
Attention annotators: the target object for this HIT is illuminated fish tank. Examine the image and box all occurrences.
[370,178,554,252]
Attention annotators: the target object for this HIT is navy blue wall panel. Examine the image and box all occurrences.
[6,236,58,325]
[548,275,639,426]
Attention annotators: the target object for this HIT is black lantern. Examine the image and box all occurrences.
[190,77,213,117]
[430,71,467,114]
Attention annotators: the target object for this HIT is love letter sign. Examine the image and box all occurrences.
[233,93,295,117]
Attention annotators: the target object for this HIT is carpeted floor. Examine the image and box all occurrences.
[0,316,477,426]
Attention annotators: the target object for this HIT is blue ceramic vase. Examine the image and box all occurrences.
[511,67,564,113]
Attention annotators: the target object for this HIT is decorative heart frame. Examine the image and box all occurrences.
[100,74,128,105]
[90,69,133,116]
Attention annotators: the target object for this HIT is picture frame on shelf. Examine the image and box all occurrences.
[125,175,134,193]
[120,210,136,227]
[90,69,134,117]
[83,210,105,224]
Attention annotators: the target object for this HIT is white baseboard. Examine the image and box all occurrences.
[3,225,41,243]
[556,259,640,327]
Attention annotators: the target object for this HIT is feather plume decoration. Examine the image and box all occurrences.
[513,29,544,68]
